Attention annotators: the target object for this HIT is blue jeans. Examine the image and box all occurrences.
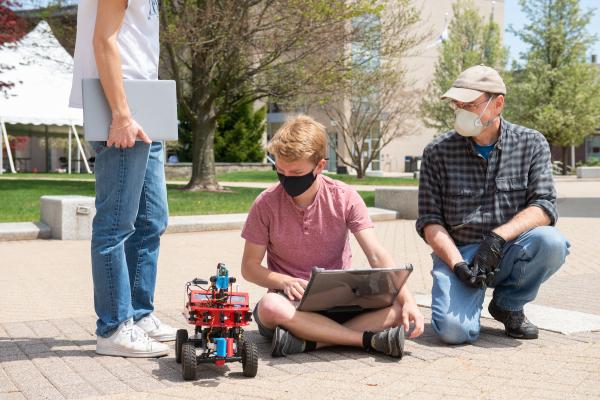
[90,141,168,337]
[431,226,570,344]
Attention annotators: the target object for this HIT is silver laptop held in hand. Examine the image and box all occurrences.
[82,78,178,141]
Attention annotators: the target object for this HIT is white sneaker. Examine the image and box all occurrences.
[135,313,177,342]
[96,318,169,358]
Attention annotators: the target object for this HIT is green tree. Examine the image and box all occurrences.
[175,101,266,163]
[420,0,507,132]
[505,0,600,174]
[160,0,381,190]
[214,102,266,163]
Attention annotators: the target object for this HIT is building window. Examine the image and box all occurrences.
[585,134,600,162]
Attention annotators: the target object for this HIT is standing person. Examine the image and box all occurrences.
[417,65,570,344]
[241,115,424,358]
[69,0,175,357]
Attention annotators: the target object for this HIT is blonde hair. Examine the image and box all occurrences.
[267,115,327,164]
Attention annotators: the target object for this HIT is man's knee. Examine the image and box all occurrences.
[528,226,569,267]
[149,212,169,237]
[432,313,480,345]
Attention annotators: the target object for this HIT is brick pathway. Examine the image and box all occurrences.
[1,217,599,399]
[1,310,599,400]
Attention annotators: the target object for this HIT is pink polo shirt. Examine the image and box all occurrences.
[241,175,374,282]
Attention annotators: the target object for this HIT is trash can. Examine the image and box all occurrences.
[336,166,348,174]
[404,156,413,172]
[414,156,422,172]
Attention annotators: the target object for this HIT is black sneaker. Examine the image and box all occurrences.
[370,326,405,358]
[488,300,539,339]
[270,326,306,357]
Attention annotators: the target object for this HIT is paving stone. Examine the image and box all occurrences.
[32,356,87,387]
[11,386,63,400]
[90,379,135,396]
[57,384,99,400]
[0,393,26,400]
[18,342,52,356]
[22,321,61,340]
[125,376,168,392]
[0,344,23,358]
[1,324,35,340]
[0,368,17,394]
[401,390,444,400]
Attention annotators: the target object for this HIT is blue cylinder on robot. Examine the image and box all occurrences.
[214,338,227,357]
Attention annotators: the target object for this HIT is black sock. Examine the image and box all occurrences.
[304,341,317,352]
[362,331,375,351]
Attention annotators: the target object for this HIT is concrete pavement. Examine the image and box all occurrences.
[1,214,600,399]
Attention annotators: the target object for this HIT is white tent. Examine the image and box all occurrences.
[0,20,89,174]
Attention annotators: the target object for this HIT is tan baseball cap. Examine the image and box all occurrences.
[442,64,506,102]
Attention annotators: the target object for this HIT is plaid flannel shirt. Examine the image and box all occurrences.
[416,118,557,246]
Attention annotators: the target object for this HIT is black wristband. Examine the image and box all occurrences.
[489,231,506,247]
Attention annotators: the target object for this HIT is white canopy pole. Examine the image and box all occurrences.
[67,125,72,174]
[0,118,16,173]
[71,125,91,174]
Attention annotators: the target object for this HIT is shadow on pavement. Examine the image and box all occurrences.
[410,323,523,349]
[0,336,97,361]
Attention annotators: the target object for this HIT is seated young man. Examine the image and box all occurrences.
[241,115,424,358]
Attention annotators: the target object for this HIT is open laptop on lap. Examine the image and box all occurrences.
[296,264,413,314]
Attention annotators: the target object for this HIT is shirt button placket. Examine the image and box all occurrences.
[304,212,308,234]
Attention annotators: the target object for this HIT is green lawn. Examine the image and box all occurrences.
[0,179,375,222]
[1,171,418,186]
[0,173,95,181]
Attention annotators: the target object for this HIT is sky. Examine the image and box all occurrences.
[17,0,600,67]
[502,0,600,65]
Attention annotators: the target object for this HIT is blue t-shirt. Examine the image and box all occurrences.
[474,143,495,160]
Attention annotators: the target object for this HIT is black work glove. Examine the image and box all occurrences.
[453,261,481,289]
[470,232,506,288]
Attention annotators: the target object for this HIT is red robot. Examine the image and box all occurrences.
[176,263,258,380]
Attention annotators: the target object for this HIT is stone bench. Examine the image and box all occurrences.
[0,197,400,241]
[374,187,418,219]
[166,207,398,234]
[576,166,600,179]
[40,195,96,240]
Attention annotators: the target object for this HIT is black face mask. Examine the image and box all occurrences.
[277,169,317,197]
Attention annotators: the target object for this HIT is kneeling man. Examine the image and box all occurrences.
[242,115,424,358]
[417,65,570,344]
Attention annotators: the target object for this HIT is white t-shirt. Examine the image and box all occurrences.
[69,0,159,108]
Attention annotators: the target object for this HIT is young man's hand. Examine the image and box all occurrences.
[281,276,308,301]
[400,300,425,338]
[107,115,152,148]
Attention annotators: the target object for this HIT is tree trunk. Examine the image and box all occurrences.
[184,110,220,191]
[561,146,568,175]
[355,156,364,179]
